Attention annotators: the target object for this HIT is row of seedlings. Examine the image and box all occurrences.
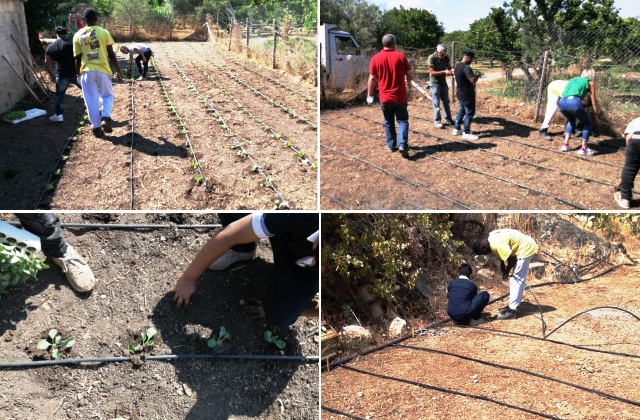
[189,58,317,169]
[196,54,316,129]
[163,52,290,209]
[152,56,207,187]
[36,112,89,209]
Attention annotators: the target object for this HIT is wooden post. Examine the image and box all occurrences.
[13,45,49,96]
[10,20,50,92]
[450,41,456,104]
[246,18,250,53]
[534,50,550,122]
[10,34,50,95]
[2,55,42,103]
[272,19,277,69]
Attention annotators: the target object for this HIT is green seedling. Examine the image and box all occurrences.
[71,136,78,141]
[274,134,282,140]
[284,142,292,148]
[54,169,61,176]
[297,151,305,158]
[195,175,203,184]
[128,327,157,354]
[231,144,240,150]
[188,149,194,157]
[237,150,245,158]
[3,110,27,121]
[263,330,286,349]
[207,326,231,349]
[61,155,68,161]
[46,183,54,191]
[312,162,318,169]
[181,129,187,135]
[37,329,75,359]
[263,177,272,187]
[251,165,259,172]
[192,162,199,169]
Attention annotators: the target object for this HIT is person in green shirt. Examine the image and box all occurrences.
[472,229,538,320]
[557,69,601,156]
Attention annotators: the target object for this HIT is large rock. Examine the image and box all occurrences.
[339,325,372,350]
[388,317,408,338]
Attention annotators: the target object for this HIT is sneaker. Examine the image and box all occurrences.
[614,191,631,209]
[92,127,105,138]
[101,117,113,133]
[387,147,397,152]
[49,114,64,123]
[52,245,95,293]
[444,119,455,126]
[137,76,145,81]
[469,318,486,326]
[399,147,409,158]
[209,249,256,270]
[462,133,479,140]
[538,129,552,140]
[434,122,443,129]
[561,143,570,152]
[452,128,461,136]
[497,306,517,320]
[577,147,594,156]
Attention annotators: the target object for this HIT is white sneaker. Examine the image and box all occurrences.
[452,128,461,136]
[577,147,594,156]
[614,191,631,209]
[49,114,64,123]
[52,245,95,293]
[434,122,443,129]
[462,133,479,140]
[209,249,256,270]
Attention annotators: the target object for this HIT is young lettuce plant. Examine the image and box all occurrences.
[37,329,75,359]
[263,330,286,349]
[128,327,157,353]
[207,326,231,349]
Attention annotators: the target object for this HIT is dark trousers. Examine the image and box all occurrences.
[15,213,67,258]
[620,137,640,200]
[218,213,255,253]
[54,76,81,115]
[448,291,490,325]
[454,97,476,134]
[135,50,153,77]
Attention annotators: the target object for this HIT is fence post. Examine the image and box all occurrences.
[533,50,549,123]
[272,19,277,69]
[451,41,456,104]
[246,18,250,54]
[169,14,172,41]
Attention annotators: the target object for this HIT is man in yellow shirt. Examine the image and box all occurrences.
[472,229,538,320]
[73,8,122,138]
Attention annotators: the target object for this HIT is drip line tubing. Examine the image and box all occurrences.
[0,353,319,369]
[320,192,353,210]
[5,221,222,230]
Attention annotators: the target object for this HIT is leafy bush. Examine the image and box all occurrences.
[37,328,75,359]
[0,240,48,299]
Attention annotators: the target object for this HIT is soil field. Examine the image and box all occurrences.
[321,263,640,419]
[320,87,631,210]
[0,42,317,210]
[0,213,319,419]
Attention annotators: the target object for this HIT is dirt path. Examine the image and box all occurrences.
[0,213,318,419]
[322,265,640,419]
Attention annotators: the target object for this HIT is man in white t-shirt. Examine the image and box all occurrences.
[615,117,640,209]
[120,44,153,80]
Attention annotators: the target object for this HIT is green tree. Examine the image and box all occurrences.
[23,0,72,54]
[468,7,519,78]
[320,0,382,48]
[112,0,152,34]
[376,6,444,50]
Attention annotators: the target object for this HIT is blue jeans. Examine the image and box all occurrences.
[380,102,409,150]
[54,76,81,115]
[558,96,591,142]
[431,83,452,123]
[454,98,475,134]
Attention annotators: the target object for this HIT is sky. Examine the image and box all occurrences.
[369,0,640,32]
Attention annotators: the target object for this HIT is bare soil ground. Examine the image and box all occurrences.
[322,253,640,419]
[0,213,319,419]
[0,42,317,210]
[320,78,634,210]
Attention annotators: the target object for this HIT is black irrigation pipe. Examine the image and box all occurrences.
[228,57,316,104]
[323,119,585,209]
[164,52,289,208]
[0,353,319,369]
[320,192,353,210]
[321,142,472,210]
[187,56,317,168]
[34,111,88,209]
[354,111,624,192]
[545,306,640,339]
[128,76,136,210]
[321,406,367,420]
[340,365,562,420]
[395,344,640,408]
[5,221,222,229]
[152,55,207,188]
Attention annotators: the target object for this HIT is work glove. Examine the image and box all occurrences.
[366,96,374,105]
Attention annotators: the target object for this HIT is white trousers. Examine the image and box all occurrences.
[540,93,560,130]
[509,256,532,310]
[80,72,114,129]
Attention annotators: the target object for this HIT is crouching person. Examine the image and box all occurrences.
[447,263,489,326]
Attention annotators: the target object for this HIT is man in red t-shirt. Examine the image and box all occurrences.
[367,34,413,158]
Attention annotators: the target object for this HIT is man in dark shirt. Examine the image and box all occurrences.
[428,44,454,128]
[452,49,479,140]
[447,263,489,326]
[45,26,81,123]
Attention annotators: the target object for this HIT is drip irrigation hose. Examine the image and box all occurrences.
[394,344,640,408]
[0,353,319,369]
[129,75,136,209]
[5,221,223,229]
[527,285,547,337]
[341,365,563,420]
[321,142,472,209]
[544,306,640,339]
[321,406,367,420]
[323,119,585,209]
[320,192,353,210]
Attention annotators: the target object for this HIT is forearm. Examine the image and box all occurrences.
[367,75,376,96]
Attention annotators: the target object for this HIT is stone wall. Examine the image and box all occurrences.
[0,0,30,114]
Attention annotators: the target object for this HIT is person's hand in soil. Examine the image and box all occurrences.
[173,275,197,307]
